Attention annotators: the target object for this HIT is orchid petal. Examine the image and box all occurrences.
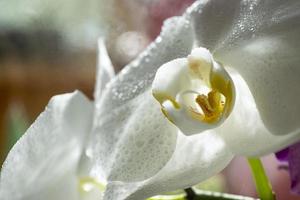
[286,143,300,194]
[94,38,115,102]
[104,132,233,200]
[186,0,240,51]
[0,91,93,200]
[276,142,300,194]
[275,148,289,162]
[87,91,178,183]
[97,16,193,113]
[217,69,300,156]
[188,0,300,135]
[88,16,194,182]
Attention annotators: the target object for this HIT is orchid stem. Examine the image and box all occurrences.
[247,158,276,200]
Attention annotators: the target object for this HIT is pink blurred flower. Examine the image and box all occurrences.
[147,0,195,39]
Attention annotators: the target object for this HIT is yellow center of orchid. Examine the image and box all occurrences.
[192,90,224,123]
[190,71,233,124]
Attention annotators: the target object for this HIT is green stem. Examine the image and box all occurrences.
[247,158,276,200]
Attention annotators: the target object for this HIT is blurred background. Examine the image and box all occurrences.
[0,0,299,199]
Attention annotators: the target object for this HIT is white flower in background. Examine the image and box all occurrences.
[0,39,183,200]
[0,40,104,200]
[1,1,300,200]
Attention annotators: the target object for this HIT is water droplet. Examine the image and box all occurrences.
[136,140,145,147]
[156,37,162,43]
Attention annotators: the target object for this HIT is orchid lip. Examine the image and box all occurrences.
[152,47,235,135]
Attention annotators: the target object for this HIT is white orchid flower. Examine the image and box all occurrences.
[89,0,300,199]
[1,1,300,200]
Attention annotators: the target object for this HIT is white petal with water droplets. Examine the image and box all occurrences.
[186,0,240,51]
[103,68,300,200]
[104,132,233,200]
[0,91,93,200]
[102,1,300,198]
[88,15,194,182]
[188,0,300,135]
[88,91,178,183]
[216,68,300,156]
[97,16,194,112]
